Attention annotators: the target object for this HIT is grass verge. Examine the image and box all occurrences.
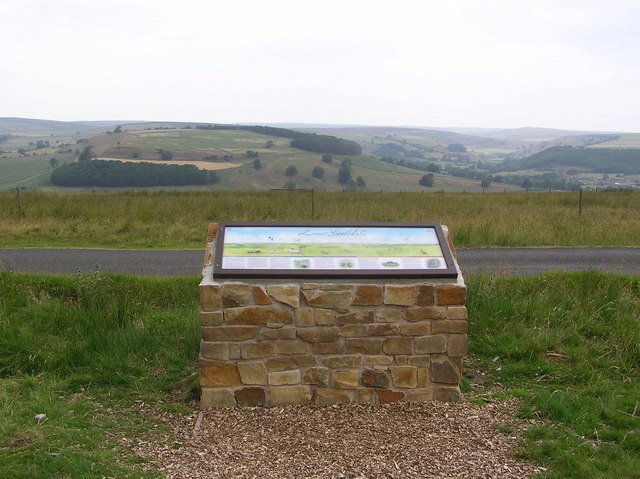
[0,271,638,477]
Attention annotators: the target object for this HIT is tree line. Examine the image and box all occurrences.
[51,160,219,187]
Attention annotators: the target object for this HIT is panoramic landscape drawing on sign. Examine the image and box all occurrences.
[217,224,450,273]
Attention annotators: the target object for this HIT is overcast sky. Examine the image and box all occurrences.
[2,0,639,131]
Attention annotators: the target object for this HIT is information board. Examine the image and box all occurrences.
[212,222,457,279]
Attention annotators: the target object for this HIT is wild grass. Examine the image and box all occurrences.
[0,190,638,249]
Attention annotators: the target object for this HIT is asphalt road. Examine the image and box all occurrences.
[1,248,639,277]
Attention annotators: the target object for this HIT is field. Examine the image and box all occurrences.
[95,157,241,170]
[1,271,637,478]
[1,190,638,249]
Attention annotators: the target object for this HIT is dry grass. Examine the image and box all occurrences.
[95,157,241,170]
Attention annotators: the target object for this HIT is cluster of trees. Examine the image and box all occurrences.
[51,160,219,187]
[381,157,441,173]
[0,134,16,144]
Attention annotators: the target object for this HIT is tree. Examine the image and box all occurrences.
[284,181,296,190]
[252,158,263,169]
[285,165,297,177]
[312,166,324,179]
[49,158,59,168]
[480,176,492,188]
[447,143,467,153]
[356,176,366,189]
[78,145,94,162]
[246,150,259,159]
[158,149,173,161]
[113,125,122,134]
[265,140,274,149]
[419,173,434,187]
[521,178,532,191]
[338,158,353,184]
[321,154,333,164]
[426,162,441,173]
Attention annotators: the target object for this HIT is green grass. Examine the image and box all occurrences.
[1,190,639,249]
[130,129,292,152]
[0,271,638,477]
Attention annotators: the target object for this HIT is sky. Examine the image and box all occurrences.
[2,0,640,131]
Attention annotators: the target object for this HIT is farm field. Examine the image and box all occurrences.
[0,190,638,249]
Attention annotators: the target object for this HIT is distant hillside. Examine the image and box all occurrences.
[0,117,134,134]
[503,146,640,174]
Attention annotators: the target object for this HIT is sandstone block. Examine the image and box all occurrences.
[345,338,383,355]
[302,290,352,313]
[322,355,361,369]
[200,311,222,326]
[277,328,296,339]
[269,370,301,385]
[390,366,418,388]
[200,341,229,360]
[225,306,292,326]
[330,370,359,389]
[431,320,468,334]
[367,324,399,336]
[229,343,242,359]
[437,285,466,305]
[414,335,447,354]
[375,389,405,404]
[199,285,221,311]
[202,326,258,342]
[408,356,430,367]
[382,337,413,355]
[416,284,436,306]
[399,323,430,336]
[253,286,273,305]
[405,306,447,322]
[356,389,375,403]
[262,329,279,340]
[235,387,266,407]
[274,339,310,355]
[269,385,311,406]
[384,285,415,306]
[364,355,393,366]
[297,327,339,343]
[314,309,335,325]
[447,334,468,357]
[303,283,352,291]
[405,388,434,403]
[447,306,468,320]
[222,283,252,307]
[335,311,374,326]
[201,387,235,408]
[242,342,274,359]
[361,368,390,388]
[340,324,367,337]
[431,360,461,384]
[237,361,268,385]
[395,355,408,365]
[375,309,403,323]
[267,284,300,308]
[353,285,383,306]
[417,367,428,388]
[315,388,351,405]
[200,361,241,387]
[303,367,329,386]
[434,386,461,402]
[266,355,316,372]
[312,341,344,354]
[295,308,315,327]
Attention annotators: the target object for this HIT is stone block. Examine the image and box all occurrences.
[266,355,316,371]
[353,285,383,306]
[447,334,468,357]
[375,389,405,404]
[431,359,461,384]
[434,386,461,402]
[414,335,447,354]
[399,323,430,336]
[202,326,258,342]
[345,338,383,355]
[200,341,229,360]
[322,355,361,369]
[269,385,311,406]
[302,290,352,313]
[366,324,399,336]
[229,343,242,359]
[201,387,236,408]
[274,339,310,355]
[356,389,375,403]
[330,370,359,389]
[295,308,315,327]
[200,361,241,387]
[382,337,413,355]
[297,327,339,343]
[447,306,468,320]
[262,329,279,340]
[437,285,466,305]
[405,306,447,322]
[237,361,268,385]
[225,306,292,326]
[408,355,430,366]
[417,367,428,388]
[384,285,415,306]
[390,366,418,388]
[278,328,297,339]
[416,284,436,306]
[303,367,329,386]
[335,311,374,326]
[312,341,344,354]
[375,309,403,323]
[361,368,390,388]
[267,284,300,308]
[405,388,434,403]
[235,387,266,407]
[315,388,351,405]
[200,311,222,326]
[199,285,221,311]
[303,283,352,291]
[431,320,468,334]
[340,324,367,337]
[314,309,335,325]
[222,283,252,307]
[363,355,394,366]
[395,355,408,365]
[269,370,301,385]
[253,286,273,305]
[242,342,274,359]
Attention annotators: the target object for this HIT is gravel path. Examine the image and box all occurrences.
[131,400,544,478]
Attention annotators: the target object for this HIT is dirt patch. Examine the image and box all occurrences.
[131,400,544,478]
[95,158,241,170]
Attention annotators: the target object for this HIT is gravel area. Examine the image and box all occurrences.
[131,400,544,478]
